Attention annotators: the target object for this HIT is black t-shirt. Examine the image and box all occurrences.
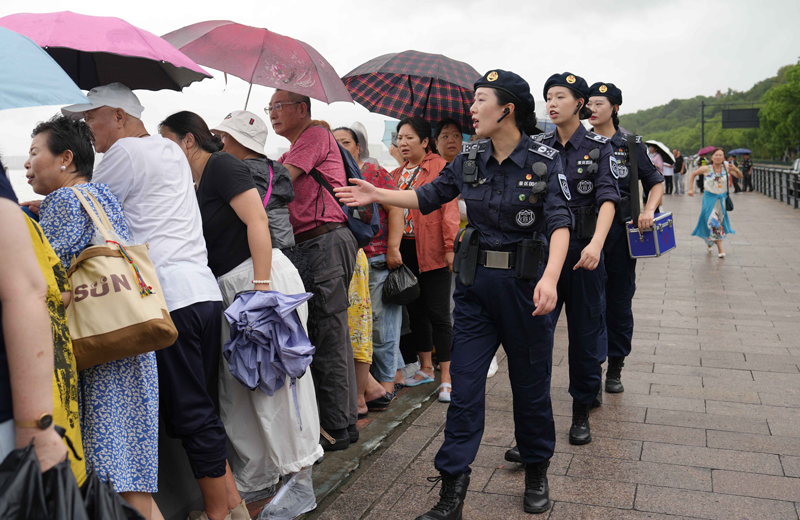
[196,152,258,278]
[0,170,18,423]
[674,155,684,173]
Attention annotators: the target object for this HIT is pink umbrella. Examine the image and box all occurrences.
[0,11,211,91]
[697,145,717,156]
[162,20,352,108]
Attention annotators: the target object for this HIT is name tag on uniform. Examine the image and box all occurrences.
[576,160,593,166]
[517,180,538,188]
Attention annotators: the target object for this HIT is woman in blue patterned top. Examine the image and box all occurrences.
[24,115,160,520]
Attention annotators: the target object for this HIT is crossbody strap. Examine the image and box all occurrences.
[70,187,115,243]
[264,161,274,208]
[626,134,641,228]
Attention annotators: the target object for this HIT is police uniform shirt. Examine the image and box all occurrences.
[535,124,620,209]
[608,129,663,197]
[415,134,572,251]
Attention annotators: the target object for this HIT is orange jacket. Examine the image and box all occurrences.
[392,152,460,272]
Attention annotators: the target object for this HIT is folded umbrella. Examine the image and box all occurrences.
[728,148,752,155]
[0,11,211,91]
[162,20,352,107]
[223,291,315,429]
[645,140,676,165]
[343,50,481,134]
[0,26,88,110]
[697,145,717,156]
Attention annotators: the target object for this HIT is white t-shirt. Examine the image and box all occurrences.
[663,164,674,177]
[92,135,222,311]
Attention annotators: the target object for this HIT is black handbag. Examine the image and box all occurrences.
[382,264,420,305]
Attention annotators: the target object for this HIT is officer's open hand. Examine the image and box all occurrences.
[334,179,378,207]
[532,277,557,316]
[638,209,655,231]
[575,243,602,271]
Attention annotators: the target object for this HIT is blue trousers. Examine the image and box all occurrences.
[434,267,555,477]
[367,255,404,382]
[553,236,606,405]
[601,220,637,359]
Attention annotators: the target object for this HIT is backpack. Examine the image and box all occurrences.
[309,139,380,249]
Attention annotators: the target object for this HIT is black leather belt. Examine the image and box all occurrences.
[478,250,516,269]
[294,222,346,244]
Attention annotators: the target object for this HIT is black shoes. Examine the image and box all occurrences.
[605,356,625,393]
[415,473,470,520]
[591,389,603,408]
[524,460,551,514]
[504,445,522,464]
[320,427,350,452]
[347,424,359,444]
[569,401,592,445]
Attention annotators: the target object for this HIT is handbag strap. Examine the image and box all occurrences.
[626,134,641,228]
[70,187,116,243]
[264,161,274,208]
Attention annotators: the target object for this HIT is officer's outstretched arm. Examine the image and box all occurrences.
[335,178,420,209]
[533,227,569,317]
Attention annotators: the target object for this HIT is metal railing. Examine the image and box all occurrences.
[753,165,800,208]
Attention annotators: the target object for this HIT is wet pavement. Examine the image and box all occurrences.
[305,189,800,520]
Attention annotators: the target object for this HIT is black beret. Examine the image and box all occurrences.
[588,82,623,105]
[474,69,535,113]
[543,72,589,102]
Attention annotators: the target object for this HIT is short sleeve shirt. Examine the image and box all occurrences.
[279,126,348,234]
[0,173,17,424]
[674,156,684,173]
[196,153,257,277]
[360,162,395,257]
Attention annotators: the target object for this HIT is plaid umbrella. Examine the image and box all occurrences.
[343,50,481,134]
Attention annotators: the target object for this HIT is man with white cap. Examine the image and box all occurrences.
[61,83,246,520]
[212,111,296,250]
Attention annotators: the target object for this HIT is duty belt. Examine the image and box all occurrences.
[478,250,517,269]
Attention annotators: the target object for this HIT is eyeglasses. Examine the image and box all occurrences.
[264,102,301,114]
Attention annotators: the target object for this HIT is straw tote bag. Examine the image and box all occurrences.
[66,187,178,370]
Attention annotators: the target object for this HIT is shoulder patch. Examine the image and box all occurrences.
[558,173,571,201]
[586,131,609,144]
[610,157,620,179]
[529,142,558,160]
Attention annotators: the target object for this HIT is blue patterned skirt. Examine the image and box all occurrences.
[79,352,159,492]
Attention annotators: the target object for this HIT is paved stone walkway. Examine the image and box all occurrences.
[313,190,800,520]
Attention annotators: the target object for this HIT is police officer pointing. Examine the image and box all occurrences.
[587,82,664,393]
[336,70,571,518]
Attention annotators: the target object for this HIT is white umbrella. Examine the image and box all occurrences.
[645,140,675,165]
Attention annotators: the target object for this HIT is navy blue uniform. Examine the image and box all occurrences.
[535,125,620,404]
[600,130,663,358]
[416,133,571,475]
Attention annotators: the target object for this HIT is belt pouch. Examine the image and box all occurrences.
[515,235,544,280]
[575,206,598,239]
[617,196,631,224]
[456,228,480,286]
[452,228,466,274]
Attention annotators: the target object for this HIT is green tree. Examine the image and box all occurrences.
[757,63,800,160]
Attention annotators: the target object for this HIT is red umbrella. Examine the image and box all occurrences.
[0,11,211,91]
[162,20,352,107]
[697,145,717,156]
[342,50,481,134]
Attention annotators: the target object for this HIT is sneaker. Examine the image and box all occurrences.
[487,356,499,379]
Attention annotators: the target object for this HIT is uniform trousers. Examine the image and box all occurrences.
[434,267,555,477]
[600,219,637,359]
[553,236,606,405]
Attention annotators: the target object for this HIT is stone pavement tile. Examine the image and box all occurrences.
[768,418,800,439]
[712,469,800,502]
[650,384,761,404]
[567,455,712,491]
[651,348,745,362]
[369,481,409,511]
[548,502,693,520]
[621,371,704,388]
[638,325,699,336]
[395,460,494,491]
[602,392,706,412]
[759,392,800,408]
[653,364,755,381]
[705,400,800,421]
[318,487,385,520]
[700,377,800,396]
[633,331,659,341]
[551,382,651,400]
[552,428,643,461]
[590,417,707,446]
[478,453,572,490]
[362,510,410,520]
[634,484,799,519]
[700,342,791,356]
[412,401,449,427]
[552,399,647,423]
[416,432,445,462]
[782,456,800,477]
[702,358,800,373]
[546,475,636,509]
[640,442,784,475]
[462,490,552,520]
[752,371,800,385]
[628,352,702,367]
[707,430,800,457]
[479,426,515,447]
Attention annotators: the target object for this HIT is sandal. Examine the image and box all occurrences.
[366,392,395,411]
[438,382,452,403]
[404,370,435,387]
[718,253,726,258]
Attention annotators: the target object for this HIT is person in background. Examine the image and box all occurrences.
[696,154,707,193]
[351,121,380,166]
[434,118,463,164]
[60,83,237,520]
[212,110,295,250]
[392,117,460,403]
[673,149,685,195]
[160,111,322,517]
[741,153,754,192]
[728,154,742,193]
[26,115,158,519]
[0,162,69,476]
[662,159,674,194]
[268,90,359,451]
[333,127,405,411]
[648,145,664,179]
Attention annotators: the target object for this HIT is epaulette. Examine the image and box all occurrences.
[461,141,487,154]
[529,140,558,160]
[532,131,554,143]
[586,131,610,144]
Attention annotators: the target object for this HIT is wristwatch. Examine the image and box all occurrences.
[14,413,53,430]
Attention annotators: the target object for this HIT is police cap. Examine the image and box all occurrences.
[588,82,623,105]
[474,69,536,113]
[543,72,589,102]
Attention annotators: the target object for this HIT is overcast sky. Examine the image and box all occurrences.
[0,0,797,160]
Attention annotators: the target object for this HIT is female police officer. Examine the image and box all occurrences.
[534,72,620,446]
[336,70,571,518]
[587,82,663,394]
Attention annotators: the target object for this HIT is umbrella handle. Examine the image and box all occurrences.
[244,83,253,111]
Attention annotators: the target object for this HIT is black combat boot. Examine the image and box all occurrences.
[591,389,603,408]
[524,460,551,514]
[504,445,522,464]
[605,356,625,393]
[569,400,592,445]
[415,473,470,520]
